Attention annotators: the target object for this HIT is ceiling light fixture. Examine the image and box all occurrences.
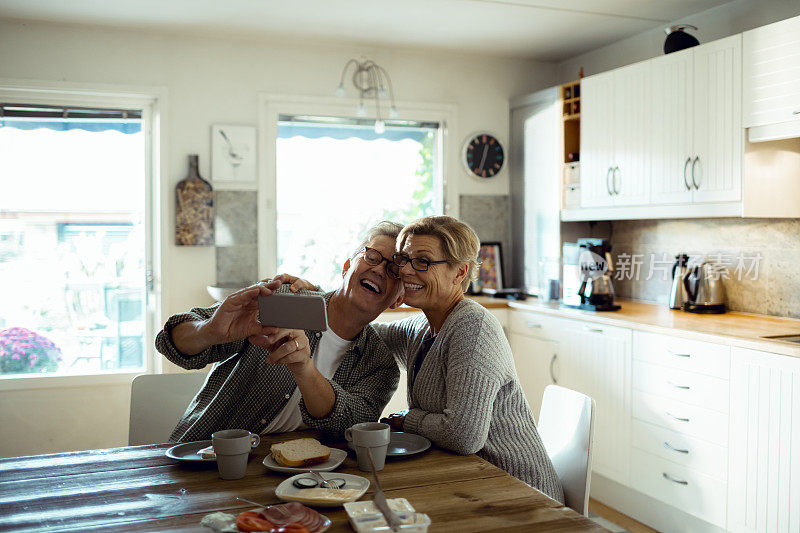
[334,57,397,134]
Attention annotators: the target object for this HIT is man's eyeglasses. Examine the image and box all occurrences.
[391,253,449,272]
[360,247,400,279]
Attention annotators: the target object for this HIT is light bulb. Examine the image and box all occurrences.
[389,106,398,118]
[334,83,345,97]
[357,102,367,116]
[374,120,385,134]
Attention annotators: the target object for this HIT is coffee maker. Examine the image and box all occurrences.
[562,238,621,311]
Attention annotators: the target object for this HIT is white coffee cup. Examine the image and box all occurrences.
[211,429,260,480]
[345,422,390,472]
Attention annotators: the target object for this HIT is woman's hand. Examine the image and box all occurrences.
[380,409,408,432]
[258,328,312,374]
[261,273,320,293]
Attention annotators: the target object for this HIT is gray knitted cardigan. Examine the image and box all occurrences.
[374,298,565,503]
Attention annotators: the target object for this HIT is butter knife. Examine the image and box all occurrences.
[366,448,402,532]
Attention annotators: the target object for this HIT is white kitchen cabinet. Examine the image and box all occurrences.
[508,334,558,418]
[557,320,632,485]
[743,15,800,132]
[580,70,616,207]
[727,347,800,533]
[692,34,743,203]
[611,61,651,206]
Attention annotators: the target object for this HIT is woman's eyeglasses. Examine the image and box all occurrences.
[360,247,400,279]
[391,253,448,272]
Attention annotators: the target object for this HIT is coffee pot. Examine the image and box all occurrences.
[669,253,689,309]
[683,260,726,314]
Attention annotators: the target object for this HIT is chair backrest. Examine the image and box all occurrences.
[129,372,208,445]
[537,384,596,515]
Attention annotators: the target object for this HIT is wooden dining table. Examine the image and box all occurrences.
[0,430,604,532]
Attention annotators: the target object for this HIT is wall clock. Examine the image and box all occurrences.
[463,133,505,179]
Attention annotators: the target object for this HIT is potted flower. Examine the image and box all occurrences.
[0,327,62,374]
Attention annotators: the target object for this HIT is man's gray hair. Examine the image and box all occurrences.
[352,220,403,257]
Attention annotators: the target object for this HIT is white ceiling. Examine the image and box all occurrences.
[0,0,734,61]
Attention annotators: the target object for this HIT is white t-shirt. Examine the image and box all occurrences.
[262,329,351,434]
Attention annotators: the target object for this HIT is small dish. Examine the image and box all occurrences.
[165,440,214,462]
[263,447,348,473]
[348,432,431,457]
[275,473,370,507]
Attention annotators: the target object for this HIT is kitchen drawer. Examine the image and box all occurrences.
[633,331,730,380]
[632,419,728,480]
[630,448,727,528]
[509,310,568,340]
[632,360,729,413]
[632,390,728,446]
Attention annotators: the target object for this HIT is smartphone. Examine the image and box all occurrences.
[258,293,328,331]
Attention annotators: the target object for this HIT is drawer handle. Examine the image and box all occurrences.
[794,110,800,115]
[525,321,543,329]
[662,473,689,485]
[667,380,691,390]
[583,325,604,333]
[666,411,690,423]
[667,349,691,358]
[549,354,558,384]
[663,441,690,454]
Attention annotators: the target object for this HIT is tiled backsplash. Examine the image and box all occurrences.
[611,218,800,319]
[215,191,258,285]
[460,195,511,284]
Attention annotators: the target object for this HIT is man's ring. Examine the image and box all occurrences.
[294,338,300,351]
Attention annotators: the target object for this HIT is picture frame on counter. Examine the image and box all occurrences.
[475,241,504,292]
[211,124,257,183]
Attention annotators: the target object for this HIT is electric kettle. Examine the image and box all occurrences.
[682,260,726,314]
[669,253,689,309]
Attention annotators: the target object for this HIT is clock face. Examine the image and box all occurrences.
[465,133,504,178]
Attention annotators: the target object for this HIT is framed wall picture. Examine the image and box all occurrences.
[477,242,504,292]
[211,124,257,182]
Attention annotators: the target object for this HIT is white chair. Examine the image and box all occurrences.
[537,384,596,516]
[129,372,208,445]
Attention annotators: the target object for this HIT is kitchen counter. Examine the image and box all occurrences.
[510,298,800,358]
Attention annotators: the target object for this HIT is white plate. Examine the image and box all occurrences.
[275,473,370,507]
[263,447,348,473]
[165,440,215,462]
[347,432,431,457]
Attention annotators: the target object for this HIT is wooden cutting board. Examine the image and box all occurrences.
[175,155,214,246]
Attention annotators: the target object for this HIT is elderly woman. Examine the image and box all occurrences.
[280,216,563,503]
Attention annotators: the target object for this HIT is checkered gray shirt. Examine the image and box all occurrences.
[155,288,399,442]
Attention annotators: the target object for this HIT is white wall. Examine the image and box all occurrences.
[0,18,556,456]
[557,0,800,82]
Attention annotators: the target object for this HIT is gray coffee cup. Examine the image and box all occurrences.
[211,429,260,480]
[345,422,390,472]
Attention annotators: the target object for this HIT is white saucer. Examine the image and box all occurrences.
[275,473,370,507]
[347,432,431,457]
[263,447,348,473]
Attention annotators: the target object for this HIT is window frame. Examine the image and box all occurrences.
[0,79,167,389]
[257,93,457,279]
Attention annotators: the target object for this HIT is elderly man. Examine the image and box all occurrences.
[155,221,404,442]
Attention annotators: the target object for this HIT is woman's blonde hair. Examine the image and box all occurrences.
[397,216,480,292]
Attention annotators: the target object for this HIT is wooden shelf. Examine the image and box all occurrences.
[564,113,581,121]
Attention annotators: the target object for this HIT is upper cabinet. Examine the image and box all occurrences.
[743,15,800,138]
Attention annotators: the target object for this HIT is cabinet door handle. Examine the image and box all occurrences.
[667,380,691,390]
[793,110,800,115]
[664,441,690,454]
[583,325,604,333]
[666,411,690,422]
[613,166,621,195]
[683,157,692,190]
[691,156,701,189]
[667,349,691,358]
[549,354,558,384]
[525,321,542,329]
[606,167,613,195]
[662,472,689,485]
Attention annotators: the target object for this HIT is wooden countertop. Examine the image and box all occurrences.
[510,298,800,358]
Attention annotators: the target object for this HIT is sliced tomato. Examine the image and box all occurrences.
[235,511,275,532]
[272,524,311,533]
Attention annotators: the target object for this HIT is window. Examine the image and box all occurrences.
[0,103,148,376]
[275,115,443,290]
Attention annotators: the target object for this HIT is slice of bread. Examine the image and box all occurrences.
[271,438,331,467]
[198,445,216,459]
